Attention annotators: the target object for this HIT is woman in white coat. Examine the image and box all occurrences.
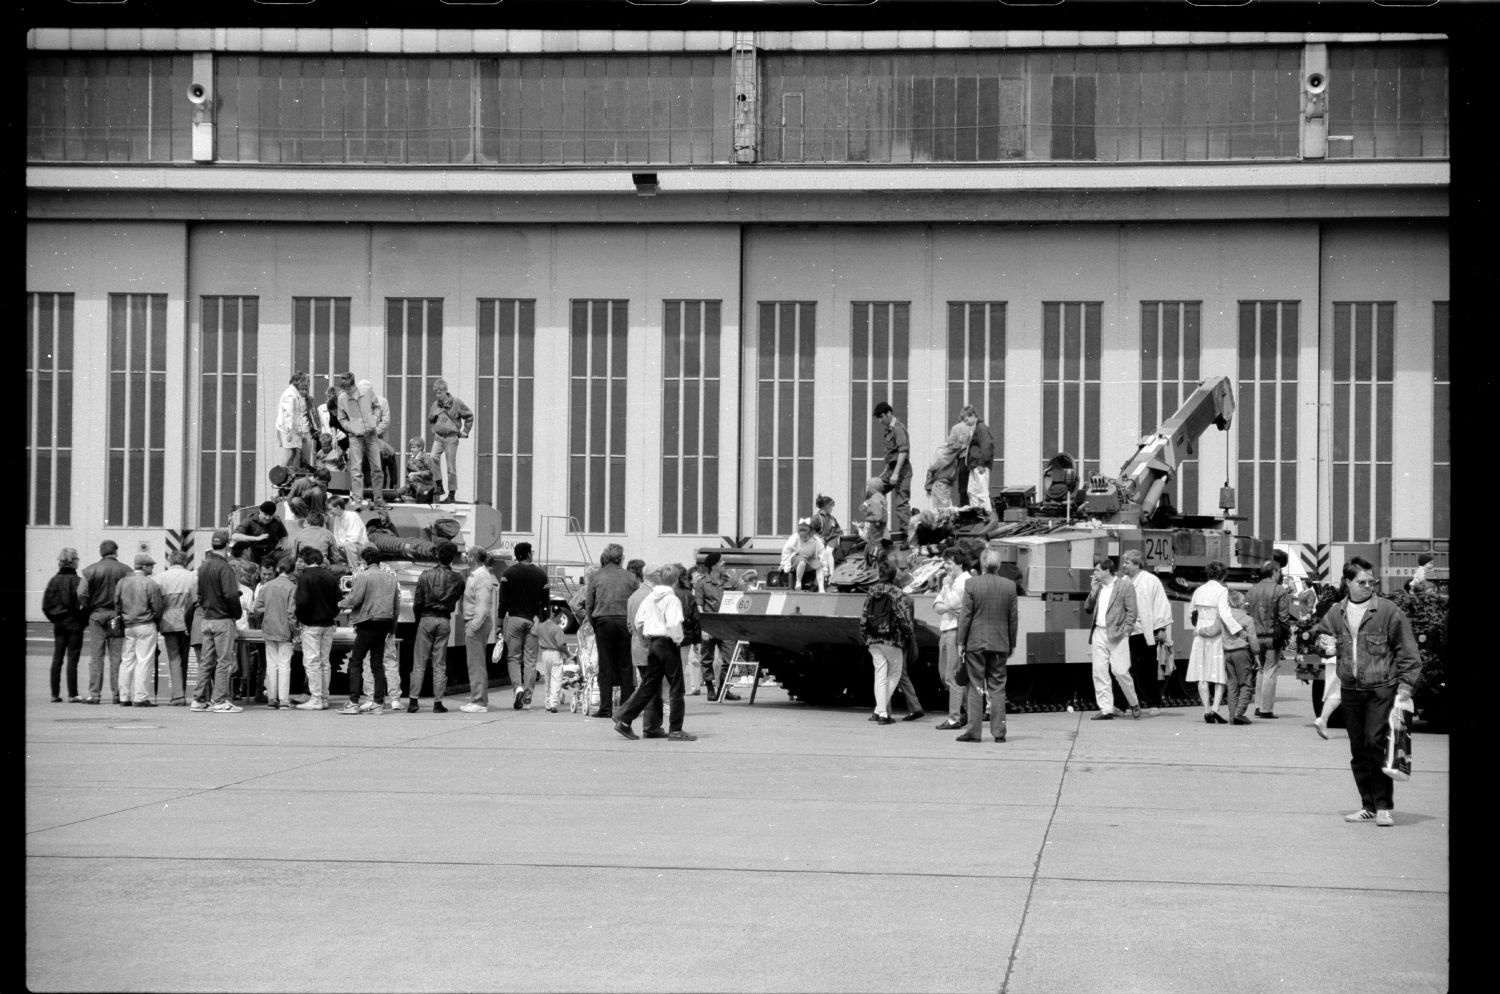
[1185,560,1243,724]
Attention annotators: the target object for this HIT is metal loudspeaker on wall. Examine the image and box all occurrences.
[188,52,215,163]
[1301,43,1329,160]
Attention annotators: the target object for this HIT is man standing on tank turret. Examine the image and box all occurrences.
[873,401,912,546]
[427,377,474,504]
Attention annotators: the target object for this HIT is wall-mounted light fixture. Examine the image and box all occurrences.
[632,172,660,197]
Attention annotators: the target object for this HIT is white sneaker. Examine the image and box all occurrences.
[358,700,382,714]
[210,701,243,713]
[189,701,210,712]
[337,702,361,715]
[1146,707,1162,717]
[459,703,488,713]
[295,699,322,711]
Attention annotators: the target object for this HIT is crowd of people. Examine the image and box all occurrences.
[274,370,473,506]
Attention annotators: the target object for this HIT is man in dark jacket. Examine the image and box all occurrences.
[407,541,465,713]
[192,530,244,713]
[960,405,997,524]
[78,540,132,704]
[583,543,639,718]
[42,547,86,702]
[692,553,736,700]
[294,547,343,710]
[498,542,550,711]
[1246,560,1294,719]
[1310,557,1422,827]
[955,547,1020,743]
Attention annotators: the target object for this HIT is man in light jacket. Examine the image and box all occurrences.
[336,546,401,714]
[152,551,198,705]
[615,564,695,742]
[1084,556,1142,720]
[1121,549,1173,716]
[251,553,299,709]
[335,372,387,509]
[427,377,474,504]
[460,547,498,713]
[114,553,165,707]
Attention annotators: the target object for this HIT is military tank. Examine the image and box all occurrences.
[700,376,1275,711]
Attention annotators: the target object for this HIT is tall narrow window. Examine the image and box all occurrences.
[107,293,168,527]
[946,302,1007,496]
[569,300,628,534]
[1041,302,1102,479]
[1050,75,1097,160]
[1331,302,1394,543]
[662,300,722,535]
[756,302,816,537]
[849,302,911,515]
[292,297,351,402]
[27,292,73,526]
[1141,301,1203,516]
[384,298,444,468]
[1432,302,1449,539]
[477,299,535,534]
[198,297,260,528]
[1236,301,1299,539]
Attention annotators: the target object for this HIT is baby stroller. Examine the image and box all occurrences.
[564,621,601,714]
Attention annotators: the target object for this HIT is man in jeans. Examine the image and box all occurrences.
[615,564,696,742]
[153,551,198,705]
[114,553,164,707]
[931,547,971,730]
[78,540,132,704]
[408,541,465,713]
[1247,559,1293,719]
[293,547,342,711]
[192,530,244,713]
[461,547,498,714]
[1121,549,1173,716]
[427,377,474,504]
[498,542,549,711]
[337,546,400,715]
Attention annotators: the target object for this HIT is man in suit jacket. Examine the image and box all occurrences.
[955,547,1020,743]
[1084,556,1142,720]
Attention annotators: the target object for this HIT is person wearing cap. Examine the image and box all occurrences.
[78,540,133,704]
[335,371,387,509]
[427,377,474,503]
[192,529,245,713]
[582,543,639,718]
[780,519,827,593]
[114,554,165,707]
[231,500,289,567]
[873,401,912,545]
[152,551,198,705]
[498,542,551,712]
[275,370,314,470]
[41,548,87,703]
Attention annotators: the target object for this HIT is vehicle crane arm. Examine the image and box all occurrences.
[1117,376,1235,521]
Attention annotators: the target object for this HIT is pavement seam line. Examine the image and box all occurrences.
[999,715,1083,994]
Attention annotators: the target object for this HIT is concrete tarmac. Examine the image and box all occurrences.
[25,644,1448,993]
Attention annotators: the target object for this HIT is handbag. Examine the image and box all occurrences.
[953,649,970,687]
[106,615,126,638]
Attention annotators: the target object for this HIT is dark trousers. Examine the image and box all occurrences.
[700,637,724,692]
[593,616,635,715]
[1126,633,1162,708]
[346,621,390,703]
[1224,647,1258,719]
[51,621,83,698]
[964,649,1009,740]
[1341,685,1397,812]
[619,636,686,733]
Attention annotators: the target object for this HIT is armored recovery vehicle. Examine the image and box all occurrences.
[700,376,1274,711]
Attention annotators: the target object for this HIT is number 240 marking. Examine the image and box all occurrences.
[1145,538,1170,563]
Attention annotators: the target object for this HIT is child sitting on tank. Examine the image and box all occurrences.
[401,436,440,504]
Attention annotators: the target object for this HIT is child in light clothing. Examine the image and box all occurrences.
[860,476,888,548]
[536,607,573,713]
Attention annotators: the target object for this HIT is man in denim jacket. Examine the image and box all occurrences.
[1310,556,1422,827]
